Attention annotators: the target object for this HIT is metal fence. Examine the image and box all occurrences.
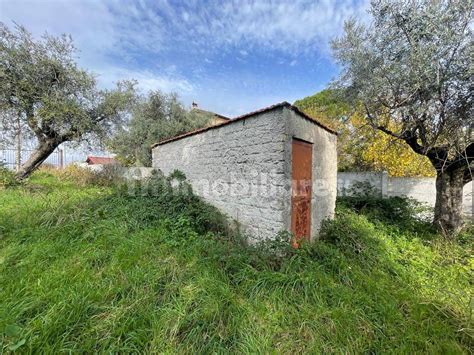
[0,148,64,170]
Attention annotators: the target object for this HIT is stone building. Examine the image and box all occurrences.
[191,102,230,127]
[152,102,337,244]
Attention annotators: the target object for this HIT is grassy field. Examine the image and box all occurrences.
[0,170,472,353]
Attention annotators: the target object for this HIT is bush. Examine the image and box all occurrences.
[57,164,124,187]
[0,167,20,188]
[122,169,230,236]
[95,164,124,186]
[338,181,435,238]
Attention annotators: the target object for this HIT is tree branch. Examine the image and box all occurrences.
[25,107,44,141]
[447,142,474,174]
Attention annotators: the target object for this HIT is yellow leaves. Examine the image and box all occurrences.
[360,128,435,177]
[345,113,435,177]
[296,91,435,177]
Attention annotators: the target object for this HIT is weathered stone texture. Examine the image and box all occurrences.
[152,106,337,241]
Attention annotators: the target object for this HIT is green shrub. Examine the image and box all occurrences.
[338,182,436,238]
[57,164,124,187]
[1,173,472,353]
[0,167,20,188]
[119,169,230,236]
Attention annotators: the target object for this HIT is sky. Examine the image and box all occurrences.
[0,0,369,117]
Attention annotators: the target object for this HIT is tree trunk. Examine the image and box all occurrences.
[433,168,465,235]
[15,139,59,180]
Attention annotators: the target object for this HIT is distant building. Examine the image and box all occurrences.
[191,102,230,127]
[86,156,117,165]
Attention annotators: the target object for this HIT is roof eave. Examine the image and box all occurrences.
[151,101,337,148]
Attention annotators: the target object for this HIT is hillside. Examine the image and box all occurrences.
[0,171,472,353]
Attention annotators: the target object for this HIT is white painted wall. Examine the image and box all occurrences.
[337,172,473,218]
[75,163,155,180]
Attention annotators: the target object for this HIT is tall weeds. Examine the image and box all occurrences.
[0,171,472,353]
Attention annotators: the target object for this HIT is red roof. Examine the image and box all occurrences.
[86,156,117,165]
[214,113,231,121]
[192,108,231,121]
[151,102,337,148]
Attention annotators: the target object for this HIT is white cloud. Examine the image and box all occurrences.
[0,0,369,58]
[0,0,168,69]
[0,0,116,67]
[96,67,194,94]
[0,0,370,114]
[182,11,190,22]
[0,0,188,91]
[163,0,370,54]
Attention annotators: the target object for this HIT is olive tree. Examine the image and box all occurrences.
[108,92,212,166]
[0,23,135,179]
[332,0,473,234]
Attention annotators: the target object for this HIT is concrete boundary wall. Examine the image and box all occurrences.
[337,171,473,218]
[78,164,472,219]
[75,163,155,180]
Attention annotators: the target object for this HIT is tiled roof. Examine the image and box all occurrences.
[192,108,230,121]
[151,102,337,148]
[86,156,117,165]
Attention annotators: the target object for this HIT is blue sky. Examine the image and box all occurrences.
[0,0,369,117]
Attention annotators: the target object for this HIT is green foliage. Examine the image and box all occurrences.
[0,23,136,178]
[331,0,472,234]
[294,89,436,176]
[107,92,211,167]
[0,23,135,142]
[306,1,472,232]
[294,89,350,130]
[167,169,187,182]
[0,167,20,188]
[54,164,124,187]
[331,0,472,174]
[126,169,229,235]
[337,183,436,239]
[0,173,472,352]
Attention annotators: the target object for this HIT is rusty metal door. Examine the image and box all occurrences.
[291,138,313,247]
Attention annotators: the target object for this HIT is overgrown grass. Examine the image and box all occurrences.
[0,171,472,353]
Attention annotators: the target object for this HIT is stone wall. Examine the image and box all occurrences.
[337,171,473,218]
[153,108,288,241]
[152,105,338,241]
